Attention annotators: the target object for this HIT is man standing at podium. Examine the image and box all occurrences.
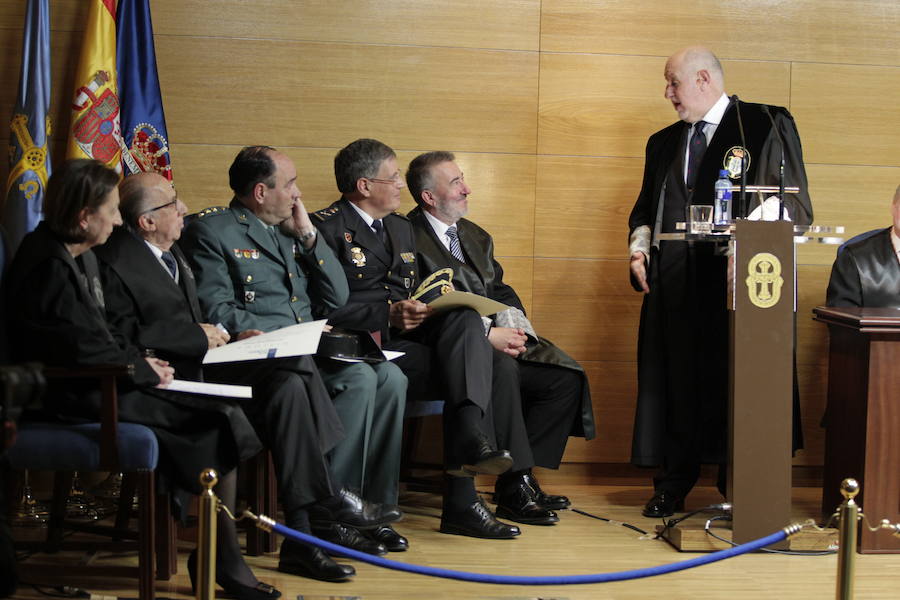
[826,185,900,308]
[627,46,813,518]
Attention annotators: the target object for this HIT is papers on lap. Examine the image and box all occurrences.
[202,320,328,364]
[427,290,509,316]
[164,379,253,398]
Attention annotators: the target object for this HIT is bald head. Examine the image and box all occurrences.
[664,46,726,123]
[119,172,186,250]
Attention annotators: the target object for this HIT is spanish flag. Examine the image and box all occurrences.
[67,0,122,173]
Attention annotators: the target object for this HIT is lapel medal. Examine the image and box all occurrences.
[350,247,366,267]
[233,248,241,258]
[400,252,415,263]
[344,232,352,243]
[244,290,255,303]
[250,249,260,259]
[723,146,751,179]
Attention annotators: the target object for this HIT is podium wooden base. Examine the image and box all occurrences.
[657,525,838,553]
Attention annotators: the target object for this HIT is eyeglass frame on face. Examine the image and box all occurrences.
[140,198,178,215]
[364,173,404,186]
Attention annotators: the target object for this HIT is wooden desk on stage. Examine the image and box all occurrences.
[814,306,900,553]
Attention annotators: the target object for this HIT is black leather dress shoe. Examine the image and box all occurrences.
[308,488,402,530]
[522,469,571,510]
[447,435,513,478]
[278,539,355,582]
[494,477,559,526]
[188,550,282,600]
[642,492,685,518]
[440,500,521,539]
[368,524,409,552]
[312,523,387,556]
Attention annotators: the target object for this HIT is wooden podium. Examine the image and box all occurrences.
[729,220,795,548]
[813,306,900,553]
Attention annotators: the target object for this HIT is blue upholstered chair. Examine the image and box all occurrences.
[6,366,172,600]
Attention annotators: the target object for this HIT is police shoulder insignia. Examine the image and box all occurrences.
[313,206,340,221]
[198,206,227,218]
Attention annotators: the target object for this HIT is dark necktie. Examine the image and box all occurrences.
[686,120,707,191]
[446,225,466,264]
[160,251,177,280]
[372,219,387,246]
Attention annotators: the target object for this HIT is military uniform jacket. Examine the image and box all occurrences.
[312,198,417,341]
[179,200,350,335]
[407,206,596,440]
[95,228,208,381]
[827,228,900,307]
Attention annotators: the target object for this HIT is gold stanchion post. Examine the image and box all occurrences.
[197,469,218,600]
[836,478,859,600]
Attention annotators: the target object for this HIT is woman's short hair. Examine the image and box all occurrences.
[43,159,120,243]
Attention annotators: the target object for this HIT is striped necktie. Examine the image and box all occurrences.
[446,225,466,263]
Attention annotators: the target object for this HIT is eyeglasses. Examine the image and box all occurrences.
[140,198,178,215]
[365,174,404,186]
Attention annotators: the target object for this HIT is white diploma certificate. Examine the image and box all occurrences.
[202,320,328,365]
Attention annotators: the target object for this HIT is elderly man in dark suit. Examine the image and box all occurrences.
[96,171,400,582]
[313,138,560,539]
[827,185,900,307]
[405,151,595,515]
[627,46,813,518]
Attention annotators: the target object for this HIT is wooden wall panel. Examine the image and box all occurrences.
[538,54,791,157]
[152,0,541,52]
[157,36,539,155]
[792,63,900,167]
[561,361,636,464]
[530,258,640,363]
[798,164,900,268]
[541,0,900,66]
[534,155,643,259]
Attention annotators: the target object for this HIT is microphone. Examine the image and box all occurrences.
[761,104,787,220]
[731,95,748,218]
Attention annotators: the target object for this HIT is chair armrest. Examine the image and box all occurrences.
[44,364,135,470]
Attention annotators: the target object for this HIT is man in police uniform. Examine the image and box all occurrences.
[405,151,595,516]
[314,138,556,540]
[180,146,407,567]
[628,47,812,518]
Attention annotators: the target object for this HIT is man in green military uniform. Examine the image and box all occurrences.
[180,146,407,568]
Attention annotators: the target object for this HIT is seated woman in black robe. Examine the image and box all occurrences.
[4,159,279,600]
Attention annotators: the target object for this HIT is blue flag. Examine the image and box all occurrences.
[5,0,52,253]
[116,0,173,180]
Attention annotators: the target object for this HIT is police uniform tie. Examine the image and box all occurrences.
[160,251,178,280]
[686,120,707,191]
[446,225,466,264]
[372,218,387,246]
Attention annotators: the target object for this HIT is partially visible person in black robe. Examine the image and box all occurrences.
[826,185,900,308]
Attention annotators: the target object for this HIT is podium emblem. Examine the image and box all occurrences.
[745,252,783,309]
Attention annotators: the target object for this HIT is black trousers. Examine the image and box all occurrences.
[205,355,344,509]
[387,308,532,471]
[516,360,583,469]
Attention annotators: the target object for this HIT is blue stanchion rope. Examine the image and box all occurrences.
[270,521,790,585]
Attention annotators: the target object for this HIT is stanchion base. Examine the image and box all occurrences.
[657,525,837,552]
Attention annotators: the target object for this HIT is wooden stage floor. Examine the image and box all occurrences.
[10,484,898,599]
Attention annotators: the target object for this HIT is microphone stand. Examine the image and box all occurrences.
[731,95,748,218]
[761,104,787,220]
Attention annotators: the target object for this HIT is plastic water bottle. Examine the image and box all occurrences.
[714,169,732,225]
